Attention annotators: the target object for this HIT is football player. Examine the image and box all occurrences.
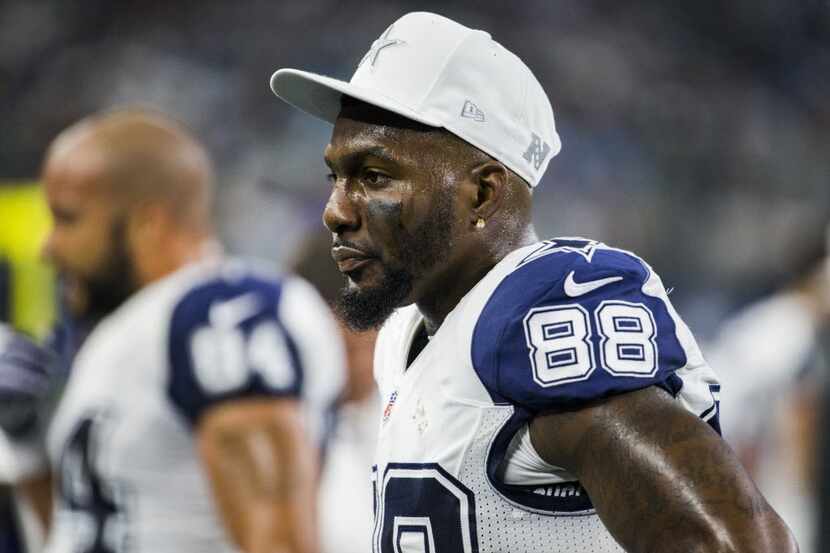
[36,109,343,553]
[270,11,797,553]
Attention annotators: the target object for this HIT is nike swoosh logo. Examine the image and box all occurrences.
[563,271,623,298]
[209,292,264,328]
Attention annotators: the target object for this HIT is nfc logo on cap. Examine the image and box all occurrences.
[359,24,407,69]
[523,133,552,170]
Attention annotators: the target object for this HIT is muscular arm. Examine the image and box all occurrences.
[529,386,798,553]
[197,398,318,553]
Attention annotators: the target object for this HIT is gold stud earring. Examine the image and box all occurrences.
[475,217,486,229]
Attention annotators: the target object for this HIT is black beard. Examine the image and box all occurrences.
[82,216,139,320]
[335,266,412,331]
[334,190,454,331]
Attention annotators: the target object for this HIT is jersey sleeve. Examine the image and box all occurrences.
[277,276,346,447]
[167,274,305,425]
[0,324,57,480]
[472,246,688,413]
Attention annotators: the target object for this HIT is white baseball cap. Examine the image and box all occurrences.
[270,11,561,188]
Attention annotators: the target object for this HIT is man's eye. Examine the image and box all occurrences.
[52,210,78,225]
[363,170,391,187]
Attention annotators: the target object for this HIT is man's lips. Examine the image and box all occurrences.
[331,246,377,273]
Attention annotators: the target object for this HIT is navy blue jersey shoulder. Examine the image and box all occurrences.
[472,239,686,413]
[167,272,304,425]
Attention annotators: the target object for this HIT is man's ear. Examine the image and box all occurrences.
[469,160,509,225]
[126,201,167,253]
[125,200,173,285]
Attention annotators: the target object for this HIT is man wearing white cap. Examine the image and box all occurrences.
[272,12,796,553]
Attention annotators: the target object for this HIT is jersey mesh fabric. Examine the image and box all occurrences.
[457,406,624,552]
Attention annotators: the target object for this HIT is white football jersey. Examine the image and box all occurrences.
[371,238,720,553]
[45,258,345,553]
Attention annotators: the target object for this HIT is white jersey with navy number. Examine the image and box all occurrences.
[371,238,720,553]
[44,259,345,553]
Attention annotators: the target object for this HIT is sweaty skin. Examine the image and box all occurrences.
[38,110,318,553]
[530,387,797,552]
[323,99,798,553]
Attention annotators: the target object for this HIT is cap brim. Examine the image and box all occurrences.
[270,68,443,127]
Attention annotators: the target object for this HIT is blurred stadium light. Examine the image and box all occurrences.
[0,183,54,338]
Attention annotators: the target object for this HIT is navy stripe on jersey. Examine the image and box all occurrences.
[486,409,594,515]
[167,274,303,424]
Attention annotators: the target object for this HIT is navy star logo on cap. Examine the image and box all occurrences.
[359,24,406,69]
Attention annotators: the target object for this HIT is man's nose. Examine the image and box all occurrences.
[322,182,360,235]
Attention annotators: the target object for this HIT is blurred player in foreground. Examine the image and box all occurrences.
[271,11,797,552]
[291,231,379,553]
[34,109,344,553]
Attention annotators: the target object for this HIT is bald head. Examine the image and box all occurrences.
[45,109,214,232]
[42,109,220,318]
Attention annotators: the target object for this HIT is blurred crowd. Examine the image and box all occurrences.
[1,1,829,552]
[1,0,828,329]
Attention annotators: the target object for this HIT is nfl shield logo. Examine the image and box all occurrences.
[382,390,398,425]
[522,133,552,170]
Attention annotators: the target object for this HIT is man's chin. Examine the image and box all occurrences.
[344,279,414,308]
[342,261,385,289]
[335,268,413,331]
[344,274,363,290]
[63,274,135,321]
[59,278,90,319]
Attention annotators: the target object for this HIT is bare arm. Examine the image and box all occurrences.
[17,471,52,531]
[197,397,318,553]
[529,386,798,553]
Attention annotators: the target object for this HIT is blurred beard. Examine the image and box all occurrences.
[80,216,139,321]
[335,191,454,331]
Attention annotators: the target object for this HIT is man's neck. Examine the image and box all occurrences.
[416,229,538,335]
[417,261,495,336]
[137,236,224,287]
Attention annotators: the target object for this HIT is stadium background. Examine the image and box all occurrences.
[1,0,828,331]
[0,0,828,551]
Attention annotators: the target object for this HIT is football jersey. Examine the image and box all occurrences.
[44,258,345,553]
[371,238,720,553]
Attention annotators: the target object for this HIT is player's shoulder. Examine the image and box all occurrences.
[274,274,346,422]
[89,258,280,341]
[508,237,651,293]
[475,237,653,334]
[166,258,345,426]
[169,258,286,332]
[471,237,686,411]
[164,258,316,423]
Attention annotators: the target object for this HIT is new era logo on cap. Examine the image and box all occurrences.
[270,12,562,188]
[460,100,485,122]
